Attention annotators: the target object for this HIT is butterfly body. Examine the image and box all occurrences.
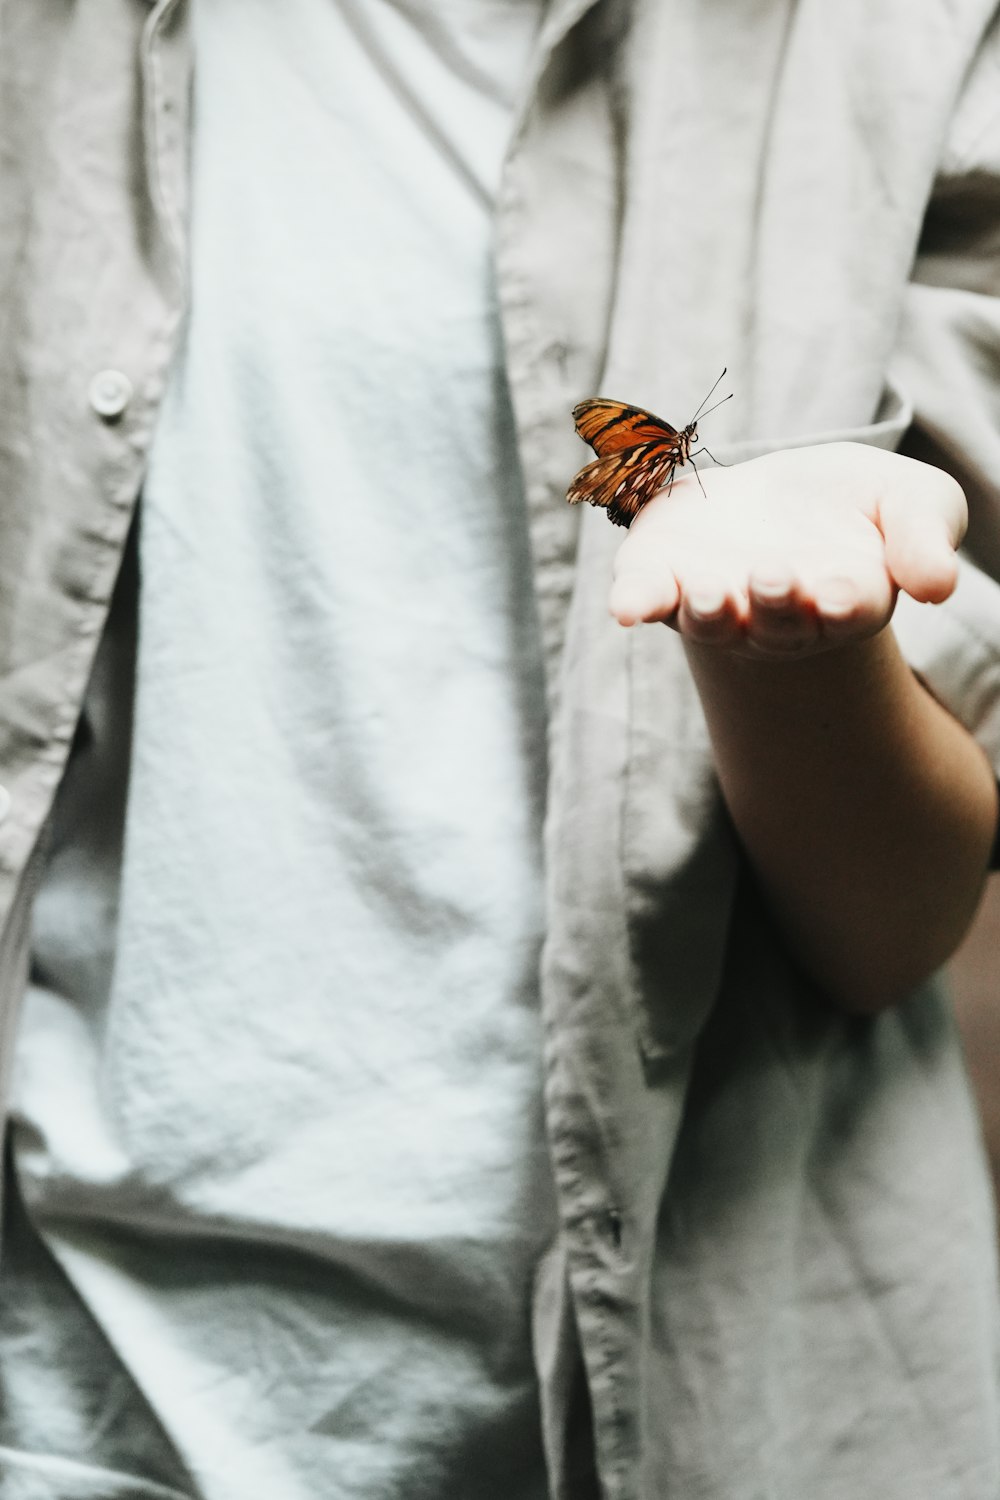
[567,375,730,528]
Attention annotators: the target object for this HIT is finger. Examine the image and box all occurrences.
[882,511,959,602]
[811,568,894,644]
[677,578,744,647]
[876,460,966,604]
[745,567,820,654]
[609,564,681,626]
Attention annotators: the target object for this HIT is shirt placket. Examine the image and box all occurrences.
[496,2,652,1494]
[0,0,192,1161]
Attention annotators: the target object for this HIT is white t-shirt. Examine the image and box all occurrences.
[6,2,557,1496]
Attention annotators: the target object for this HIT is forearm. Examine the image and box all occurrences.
[684,626,999,1012]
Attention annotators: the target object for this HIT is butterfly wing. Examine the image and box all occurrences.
[572,399,679,457]
[566,440,680,528]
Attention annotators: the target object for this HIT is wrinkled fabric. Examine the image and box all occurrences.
[2,2,1000,1498]
[6,0,556,1496]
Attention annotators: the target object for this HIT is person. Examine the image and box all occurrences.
[1,1,1000,1498]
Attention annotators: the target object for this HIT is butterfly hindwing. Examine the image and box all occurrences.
[566,442,679,528]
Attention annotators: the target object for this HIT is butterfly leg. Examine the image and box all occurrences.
[690,445,731,469]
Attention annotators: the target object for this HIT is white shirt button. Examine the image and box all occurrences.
[0,785,11,824]
[89,369,133,420]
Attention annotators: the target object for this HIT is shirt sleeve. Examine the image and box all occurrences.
[890,5,1000,786]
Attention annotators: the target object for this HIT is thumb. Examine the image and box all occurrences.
[608,563,681,625]
[877,460,966,605]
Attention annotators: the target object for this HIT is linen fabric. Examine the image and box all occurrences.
[2,2,1000,1498]
[3,1,557,1497]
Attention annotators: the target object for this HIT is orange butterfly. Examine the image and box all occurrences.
[567,370,732,528]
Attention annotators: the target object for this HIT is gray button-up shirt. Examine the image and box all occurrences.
[4,2,1000,1496]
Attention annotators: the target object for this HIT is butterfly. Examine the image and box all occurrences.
[567,370,732,528]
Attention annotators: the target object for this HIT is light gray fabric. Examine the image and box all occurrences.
[5,1,555,1497]
[2,3,1000,1498]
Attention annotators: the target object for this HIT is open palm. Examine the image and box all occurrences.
[609,442,966,658]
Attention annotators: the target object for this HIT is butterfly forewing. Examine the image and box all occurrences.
[572,399,679,457]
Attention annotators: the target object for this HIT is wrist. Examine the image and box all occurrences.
[682,623,903,737]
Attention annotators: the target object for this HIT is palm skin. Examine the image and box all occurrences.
[608,441,966,656]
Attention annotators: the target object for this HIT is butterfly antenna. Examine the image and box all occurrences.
[691,367,730,423]
[693,392,734,425]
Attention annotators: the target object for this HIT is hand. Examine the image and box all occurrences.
[608,442,967,657]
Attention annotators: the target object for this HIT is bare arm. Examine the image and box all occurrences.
[609,441,999,1013]
[684,627,997,1012]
